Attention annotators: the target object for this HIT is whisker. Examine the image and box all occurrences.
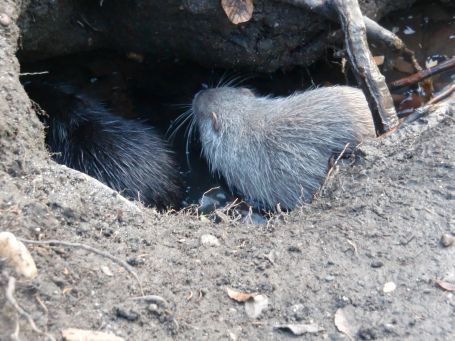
[166,110,192,140]
[168,114,193,141]
[185,116,196,170]
[167,102,193,109]
[216,71,229,88]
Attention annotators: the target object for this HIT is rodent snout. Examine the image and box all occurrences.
[192,89,216,113]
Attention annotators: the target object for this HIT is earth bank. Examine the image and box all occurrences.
[0,0,454,340]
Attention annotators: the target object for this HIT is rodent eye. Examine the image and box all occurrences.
[210,112,220,132]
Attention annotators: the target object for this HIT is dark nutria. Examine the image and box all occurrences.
[25,81,182,209]
[189,85,375,210]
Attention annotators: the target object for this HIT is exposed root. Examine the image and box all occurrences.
[3,274,56,341]
[19,239,144,296]
[390,56,455,90]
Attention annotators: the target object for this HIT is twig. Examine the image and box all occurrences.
[129,295,168,307]
[318,143,350,196]
[5,276,56,341]
[19,71,49,76]
[11,313,20,341]
[19,239,144,295]
[428,84,455,105]
[281,0,422,71]
[390,56,455,90]
[332,0,398,134]
[34,295,49,334]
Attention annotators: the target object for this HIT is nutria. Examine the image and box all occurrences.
[190,85,375,210]
[25,81,182,209]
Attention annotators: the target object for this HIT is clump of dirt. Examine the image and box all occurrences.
[1,0,454,340]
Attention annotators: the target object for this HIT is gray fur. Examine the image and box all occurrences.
[190,86,375,210]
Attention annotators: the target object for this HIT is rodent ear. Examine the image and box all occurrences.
[210,112,220,132]
[240,88,255,96]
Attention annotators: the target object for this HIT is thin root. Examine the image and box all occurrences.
[5,275,56,341]
[19,239,144,296]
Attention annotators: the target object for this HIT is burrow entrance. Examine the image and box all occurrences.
[17,1,454,221]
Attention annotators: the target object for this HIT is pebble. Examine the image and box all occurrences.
[370,260,384,268]
[325,275,335,282]
[440,234,454,247]
[383,282,396,293]
[0,13,11,27]
[115,307,139,321]
[200,234,220,247]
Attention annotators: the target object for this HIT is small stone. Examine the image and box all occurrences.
[127,257,144,266]
[370,260,384,268]
[100,265,113,277]
[325,275,335,282]
[147,304,159,314]
[115,307,139,321]
[0,13,11,26]
[290,304,308,321]
[441,234,455,247]
[287,245,301,253]
[383,282,396,293]
[200,234,220,247]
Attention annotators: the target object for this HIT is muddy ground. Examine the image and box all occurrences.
[1,0,455,340]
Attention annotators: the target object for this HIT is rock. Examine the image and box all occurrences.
[383,282,397,293]
[371,260,384,268]
[0,232,38,279]
[0,13,12,26]
[200,234,220,247]
[440,234,454,247]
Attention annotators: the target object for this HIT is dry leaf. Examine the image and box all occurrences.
[0,232,37,279]
[62,328,124,341]
[334,307,355,341]
[221,0,254,25]
[393,58,414,74]
[436,280,455,292]
[226,287,255,302]
[275,323,324,335]
[126,52,144,63]
[244,294,268,319]
[62,287,73,295]
[373,55,385,65]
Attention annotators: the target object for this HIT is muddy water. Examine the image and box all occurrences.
[19,1,454,218]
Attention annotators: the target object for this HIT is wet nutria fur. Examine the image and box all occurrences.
[25,82,182,209]
[190,86,375,210]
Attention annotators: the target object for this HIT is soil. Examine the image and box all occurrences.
[1,1,454,341]
[17,0,416,72]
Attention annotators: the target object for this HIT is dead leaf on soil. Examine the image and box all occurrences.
[373,55,385,65]
[0,231,37,279]
[221,0,254,25]
[435,280,455,292]
[126,52,144,63]
[62,287,73,295]
[62,328,124,341]
[334,307,355,341]
[274,322,324,335]
[393,57,414,74]
[244,294,268,319]
[226,287,256,302]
